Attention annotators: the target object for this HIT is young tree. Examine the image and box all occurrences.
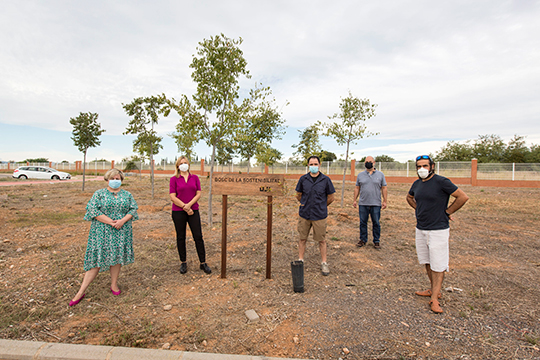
[168,96,203,161]
[256,145,283,167]
[123,94,167,199]
[215,138,236,173]
[235,85,286,173]
[319,91,378,207]
[166,34,250,225]
[292,125,322,165]
[70,112,105,191]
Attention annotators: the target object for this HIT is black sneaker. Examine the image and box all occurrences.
[180,262,187,274]
[200,263,212,274]
[356,241,366,248]
[374,243,381,250]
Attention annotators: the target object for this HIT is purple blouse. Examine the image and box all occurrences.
[170,173,201,211]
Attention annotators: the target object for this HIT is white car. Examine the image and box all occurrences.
[12,166,72,180]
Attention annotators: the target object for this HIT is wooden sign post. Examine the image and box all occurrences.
[212,173,285,279]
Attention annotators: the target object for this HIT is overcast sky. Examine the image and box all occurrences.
[1,0,539,163]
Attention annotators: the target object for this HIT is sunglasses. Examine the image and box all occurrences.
[416,155,431,161]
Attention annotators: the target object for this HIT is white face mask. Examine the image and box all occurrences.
[179,164,189,172]
[417,168,430,179]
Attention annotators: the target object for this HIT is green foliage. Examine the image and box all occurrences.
[235,85,286,171]
[70,111,105,191]
[375,154,395,162]
[434,140,474,161]
[318,150,337,162]
[526,144,540,163]
[320,92,377,148]
[256,145,283,166]
[215,138,235,165]
[166,34,250,157]
[434,134,538,163]
[165,33,252,224]
[319,91,378,207]
[292,125,322,165]
[123,94,167,199]
[167,95,204,159]
[472,134,506,163]
[504,134,528,163]
[123,95,167,159]
[122,156,141,172]
[69,112,105,155]
[24,157,49,163]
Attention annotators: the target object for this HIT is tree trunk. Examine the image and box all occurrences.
[247,157,251,174]
[340,140,351,208]
[207,144,217,226]
[150,126,155,200]
[82,150,87,192]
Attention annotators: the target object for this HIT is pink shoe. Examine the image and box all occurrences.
[69,293,85,307]
[111,288,121,296]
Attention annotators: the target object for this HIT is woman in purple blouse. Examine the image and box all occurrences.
[169,156,211,274]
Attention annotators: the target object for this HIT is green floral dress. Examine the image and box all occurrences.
[83,188,138,272]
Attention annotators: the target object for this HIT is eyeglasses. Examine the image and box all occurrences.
[416,155,431,161]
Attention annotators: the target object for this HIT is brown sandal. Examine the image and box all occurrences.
[429,300,443,314]
[415,289,442,298]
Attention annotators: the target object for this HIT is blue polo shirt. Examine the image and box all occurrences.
[295,172,335,221]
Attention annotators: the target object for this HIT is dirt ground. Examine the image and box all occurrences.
[0,175,539,360]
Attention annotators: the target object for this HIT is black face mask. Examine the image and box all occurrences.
[365,162,373,169]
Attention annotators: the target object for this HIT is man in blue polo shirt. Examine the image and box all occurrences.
[407,155,469,314]
[353,156,387,249]
[295,155,335,276]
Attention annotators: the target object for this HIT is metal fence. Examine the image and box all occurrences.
[0,162,78,170]
[477,163,540,181]
[2,160,540,181]
[373,161,472,178]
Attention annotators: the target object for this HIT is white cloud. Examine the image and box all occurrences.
[1,0,539,162]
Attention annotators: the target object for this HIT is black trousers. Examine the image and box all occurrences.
[171,210,206,263]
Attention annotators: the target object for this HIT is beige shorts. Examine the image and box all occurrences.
[415,228,450,272]
[298,217,327,243]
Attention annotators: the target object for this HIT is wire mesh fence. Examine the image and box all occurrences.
[477,163,540,181]
[2,160,540,181]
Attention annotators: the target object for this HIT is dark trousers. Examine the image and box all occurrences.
[359,205,381,244]
[172,210,206,263]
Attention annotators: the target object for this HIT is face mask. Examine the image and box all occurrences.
[365,162,373,169]
[109,179,122,189]
[179,164,189,172]
[417,168,429,179]
[309,166,319,174]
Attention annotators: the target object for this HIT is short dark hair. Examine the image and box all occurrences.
[307,155,321,164]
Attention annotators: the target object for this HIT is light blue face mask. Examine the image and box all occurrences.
[309,166,319,174]
[109,179,122,189]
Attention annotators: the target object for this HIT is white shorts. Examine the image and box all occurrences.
[415,228,450,272]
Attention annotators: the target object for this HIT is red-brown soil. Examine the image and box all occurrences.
[0,177,539,359]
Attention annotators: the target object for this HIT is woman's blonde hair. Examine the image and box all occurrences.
[104,168,125,181]
[174,156,190,178]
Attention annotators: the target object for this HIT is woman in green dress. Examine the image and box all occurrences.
[69,168,138,306]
